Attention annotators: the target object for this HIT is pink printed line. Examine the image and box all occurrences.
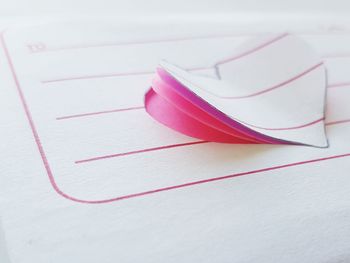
[40,57,346,84]
[72,118,347,165]
[42,70,154,84]
[75,141,208,164]
[56,106,145,120]
[215,33,289,65]
[216,62,324,99]
[42,65,212,84]
[328,82,350,88]
[71,152,350,203]
[326,119,350,126]
[40,33,288,84]
[55,105,325,131]
[31,33,254,53]
[0,32,80,202]
[240,117,325,131]
[36,32,350,84]
[56,105,324,131]
[89,152,350,203]
[54,80,349,121]
[163,61,323,100]
[27,31,350,55]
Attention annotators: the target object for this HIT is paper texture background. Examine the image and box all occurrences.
[1,18,350,262]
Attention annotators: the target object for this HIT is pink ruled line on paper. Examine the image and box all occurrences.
[72,119,347,165]
[3,30,350,204]
[74,152,350,203]
[75,141,209,164]
[328,82,350,88]
[55,80,350,121]
[27,31,350,54]
[42,70,154,84]
[30,33,255,53]
[210,62,323,99]
[240,117,325,131]
[76,152,350,203]
[56,106,145,120]
[57,106,326,137]
[41,33,288,84]
[42,65,212,84]
[215,33,288,65]
[56,104,325,131]
[39,32,350,85]
[40,55,349,84]
[326,119,350,126]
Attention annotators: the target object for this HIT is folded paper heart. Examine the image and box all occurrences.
[145,33,328,147]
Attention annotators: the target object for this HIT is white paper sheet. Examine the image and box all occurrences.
[0,219,10,263]
[1,20,350,263]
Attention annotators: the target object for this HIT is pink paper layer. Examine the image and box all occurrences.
[145,67,296,145]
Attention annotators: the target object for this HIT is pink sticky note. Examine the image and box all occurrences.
[145,33,328,147]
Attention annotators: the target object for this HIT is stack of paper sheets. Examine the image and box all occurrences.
[1,19,350,262]
[146,33,328,147]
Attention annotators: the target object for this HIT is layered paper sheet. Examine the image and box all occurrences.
[146,33,328,147]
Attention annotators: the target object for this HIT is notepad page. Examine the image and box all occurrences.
[0,220,10,263]
[1,20,350,263]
